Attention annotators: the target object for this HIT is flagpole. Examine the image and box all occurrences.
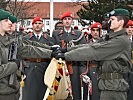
[50,0,54,37]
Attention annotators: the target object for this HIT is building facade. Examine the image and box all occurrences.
[18,2,85,31]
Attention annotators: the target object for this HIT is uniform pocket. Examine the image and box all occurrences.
[98,78,129,91]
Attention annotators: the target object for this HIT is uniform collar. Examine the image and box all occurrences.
[108,29,127,39]
[0,35,14,46]
[128,35,132,41]
[92,38,97,43]
[27,32,48,39]
[58,27,76,36]
[33,32,43,39]
[64,27,72,33]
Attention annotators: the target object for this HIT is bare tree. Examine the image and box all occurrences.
[0,0,10,9]
[6,0,36,19]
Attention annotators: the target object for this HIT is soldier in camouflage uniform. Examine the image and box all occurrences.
[0,9,53,100]
[54,8,132,100]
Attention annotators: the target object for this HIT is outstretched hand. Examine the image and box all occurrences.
[51,47,65,60]
[55,51,65,60]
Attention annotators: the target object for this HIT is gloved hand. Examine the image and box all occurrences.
[51,45,60,51]
[55,52,65,60]
[60,48,67,53]
[51,47,60,58]
[51,47,65,60]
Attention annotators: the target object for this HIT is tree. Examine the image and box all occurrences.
[6,0,36,19]
[0,0,10,9]
[77,0,133,24]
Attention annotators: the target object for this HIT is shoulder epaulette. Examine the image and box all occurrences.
[29,32,33,38]
[59,29,63,35]
[43,32,48,39]
[71,30,76,35]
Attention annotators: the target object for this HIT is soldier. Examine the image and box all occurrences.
[52,12,86,99]
[126,20,133,100]
[126,20,133,41]
[22,16,54,100]
[18,26,25,36]
[53,8,131,100]
[7,15,18,35]
[87,22,102,100]
[0,9,53,100]
[89,22,102,43]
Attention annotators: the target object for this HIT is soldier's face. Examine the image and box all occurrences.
[62,17,73,28]
[7,23,17,35]
[91,28,101,39]
[32,21,44,32]
[126,26,133,36]
[109,16,124,32]
[0,18,12,35]
[11,23,17,32]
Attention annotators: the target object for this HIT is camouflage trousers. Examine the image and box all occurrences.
[100,91,127,100]
[0,92,20,100]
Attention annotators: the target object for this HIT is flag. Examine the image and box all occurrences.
[43,58,72,100]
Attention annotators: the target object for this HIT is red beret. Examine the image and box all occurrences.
[60,12,74,20]
[74,26,78,30]
[32,16,43,24]
[19,26,24,31]
[90,22,102,29]
[126,20,133,28]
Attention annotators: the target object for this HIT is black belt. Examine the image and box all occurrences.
[100,73,123,80]
[24,58,50,63]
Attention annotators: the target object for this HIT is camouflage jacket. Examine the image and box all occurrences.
[65,29,132,91]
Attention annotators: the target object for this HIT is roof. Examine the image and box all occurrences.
[25,2,83,19]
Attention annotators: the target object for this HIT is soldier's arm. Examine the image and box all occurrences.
[0,62,17,79]
[17,40,52,59]
[67,44,89,51]
[65,37,130,61]
[23,39,51,49]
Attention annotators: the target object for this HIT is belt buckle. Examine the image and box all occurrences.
[36,59,41,63]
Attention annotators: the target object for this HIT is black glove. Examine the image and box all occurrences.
[51,47,60,58]
[51,47,65,60]
[60,48,67,53]
[55,52,65,60]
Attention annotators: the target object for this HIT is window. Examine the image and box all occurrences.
[46,21,49,25]
[72,21,74,25]
[27,21,31,26]
[78,22,81,26]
